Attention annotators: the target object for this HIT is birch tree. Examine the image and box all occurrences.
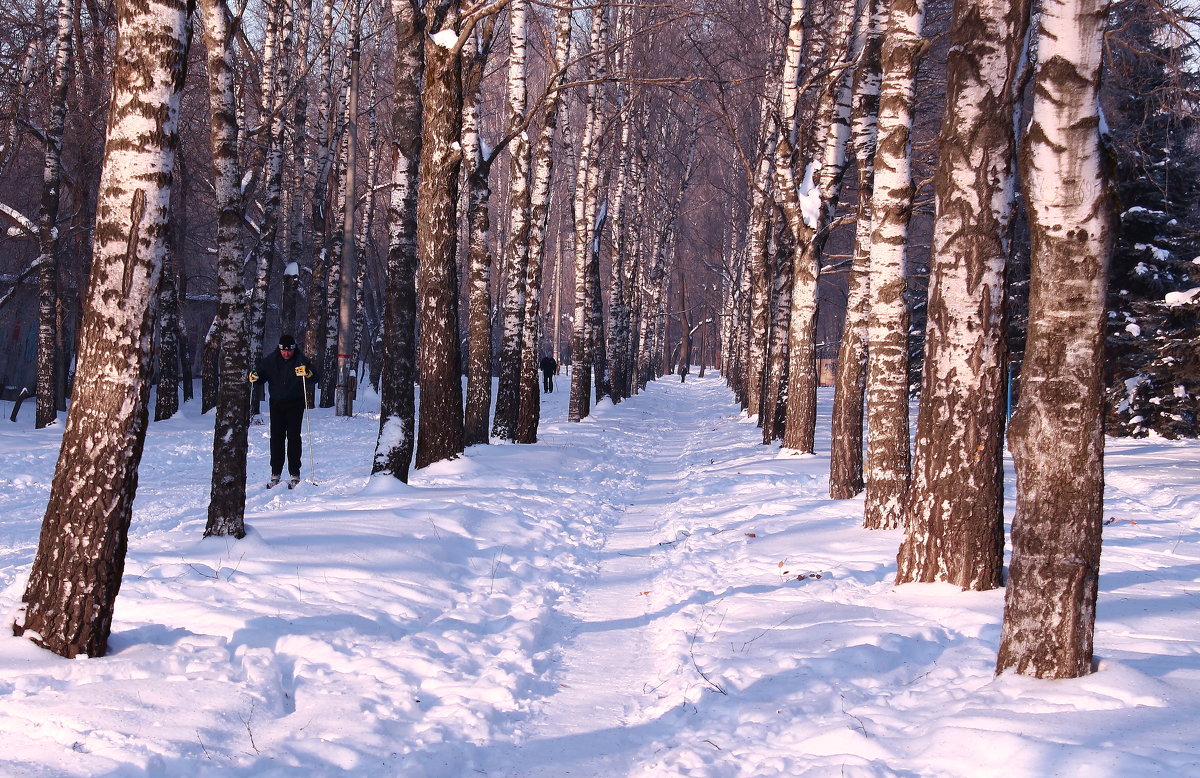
[34,0,75,430]
[373,0,422,480]
[996,0,1112,679]
[13,0,192,658]
[201,0,252,538]
[462,17,498,446]
[303,0,340,402]
[863,0,927,530]
[492,0,532,440]
[829,0,884,498]
[568,2,609,423]
[897,0,1032,588]
[246,0,294,385]
[335,1,363,417]
[779,0,861,455]
[414,0,470,468]
[515,3,573,443]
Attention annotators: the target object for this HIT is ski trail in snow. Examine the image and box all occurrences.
[499,383,710,775]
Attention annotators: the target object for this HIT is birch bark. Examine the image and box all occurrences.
[372,0,422,479]
[493,0,532,440]
[515,4,573,443]
[863,0,926,530]
[35,0,75,430]
[414,0,467,468]
[830,0,884,498]
[897,0,1031,589]
[462,20,497,447]
[14,0,192,657]
[567,3,608,422]
[996,0,1111,678]
[201,0,252,539]
[779,0,861,454]
[335,3,362,417]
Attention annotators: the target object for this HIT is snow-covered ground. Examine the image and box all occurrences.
[1,375,1198,777]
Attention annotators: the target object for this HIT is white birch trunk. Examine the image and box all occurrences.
[200,0,252,539]
[493,0,532,440]
[567,3,608,422]
[35,0,75,430]
[372,0,423,480]
[14,0,190,657]
[898,0,1032,588]
[462,19,497,447]
[515,4,573,443]
[830,0,885,498]
[335,2,362,417]
[863,0,926,530]
[997,0,1111,679]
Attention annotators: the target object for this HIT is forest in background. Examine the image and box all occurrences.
[0,0,1197,683]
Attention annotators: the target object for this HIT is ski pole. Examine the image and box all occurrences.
[300,370,317,485]
[248,370,260,424]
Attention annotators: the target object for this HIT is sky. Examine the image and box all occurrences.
[0,374,1198,776]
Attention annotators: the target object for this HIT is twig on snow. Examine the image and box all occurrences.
[689,610,728,696]
[840,693,867,736]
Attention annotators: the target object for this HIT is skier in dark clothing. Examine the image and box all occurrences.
[539,354,558,393]
[249,334,318,488]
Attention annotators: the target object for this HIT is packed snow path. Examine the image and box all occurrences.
[501,387,728,775]
[2,376,1200,776]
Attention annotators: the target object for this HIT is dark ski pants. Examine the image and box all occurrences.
[542,372,554,393]
[270,398,306,477]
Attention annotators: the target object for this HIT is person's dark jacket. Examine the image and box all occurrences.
[539,356,558,374]
[256,349,318,403]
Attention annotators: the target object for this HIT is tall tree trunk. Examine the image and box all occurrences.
[762,215,792,443]
[13,0,192,658]
[304,0,339,402]
[589,193,609,403]
[493,0,532,440]
[767,0,807,443]
[35,0,75,430]
[246,0,293,383]
[414,0,466,468]
[462,19,497,446]
[605,22,634,404]
[372,0,422,480]
[863,0,926,530]
[335,2,362,417]
[779,0,861,454]
[568,3,607,422]
[830,0,884,498]
[201,0,252,539]
[515,4,572,444]
[155,184,184,422]
[996,0,1111,679]
[897,0,1031,589]
[743,172,773,418]
[285,0,314,339]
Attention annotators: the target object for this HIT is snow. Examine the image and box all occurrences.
[1134,243,1172,263]
[1165,287,1200,306]
[797,162,821,229]
[3,377,1200,775]
[431,29,458,49]
[283,262,300,277]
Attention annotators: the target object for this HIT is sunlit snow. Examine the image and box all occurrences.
[1,377,1199,775]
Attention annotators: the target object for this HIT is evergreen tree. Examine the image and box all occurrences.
[1104,1,1200,438]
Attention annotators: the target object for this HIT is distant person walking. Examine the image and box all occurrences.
[249,334,318,488]
[539,354,558,393]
